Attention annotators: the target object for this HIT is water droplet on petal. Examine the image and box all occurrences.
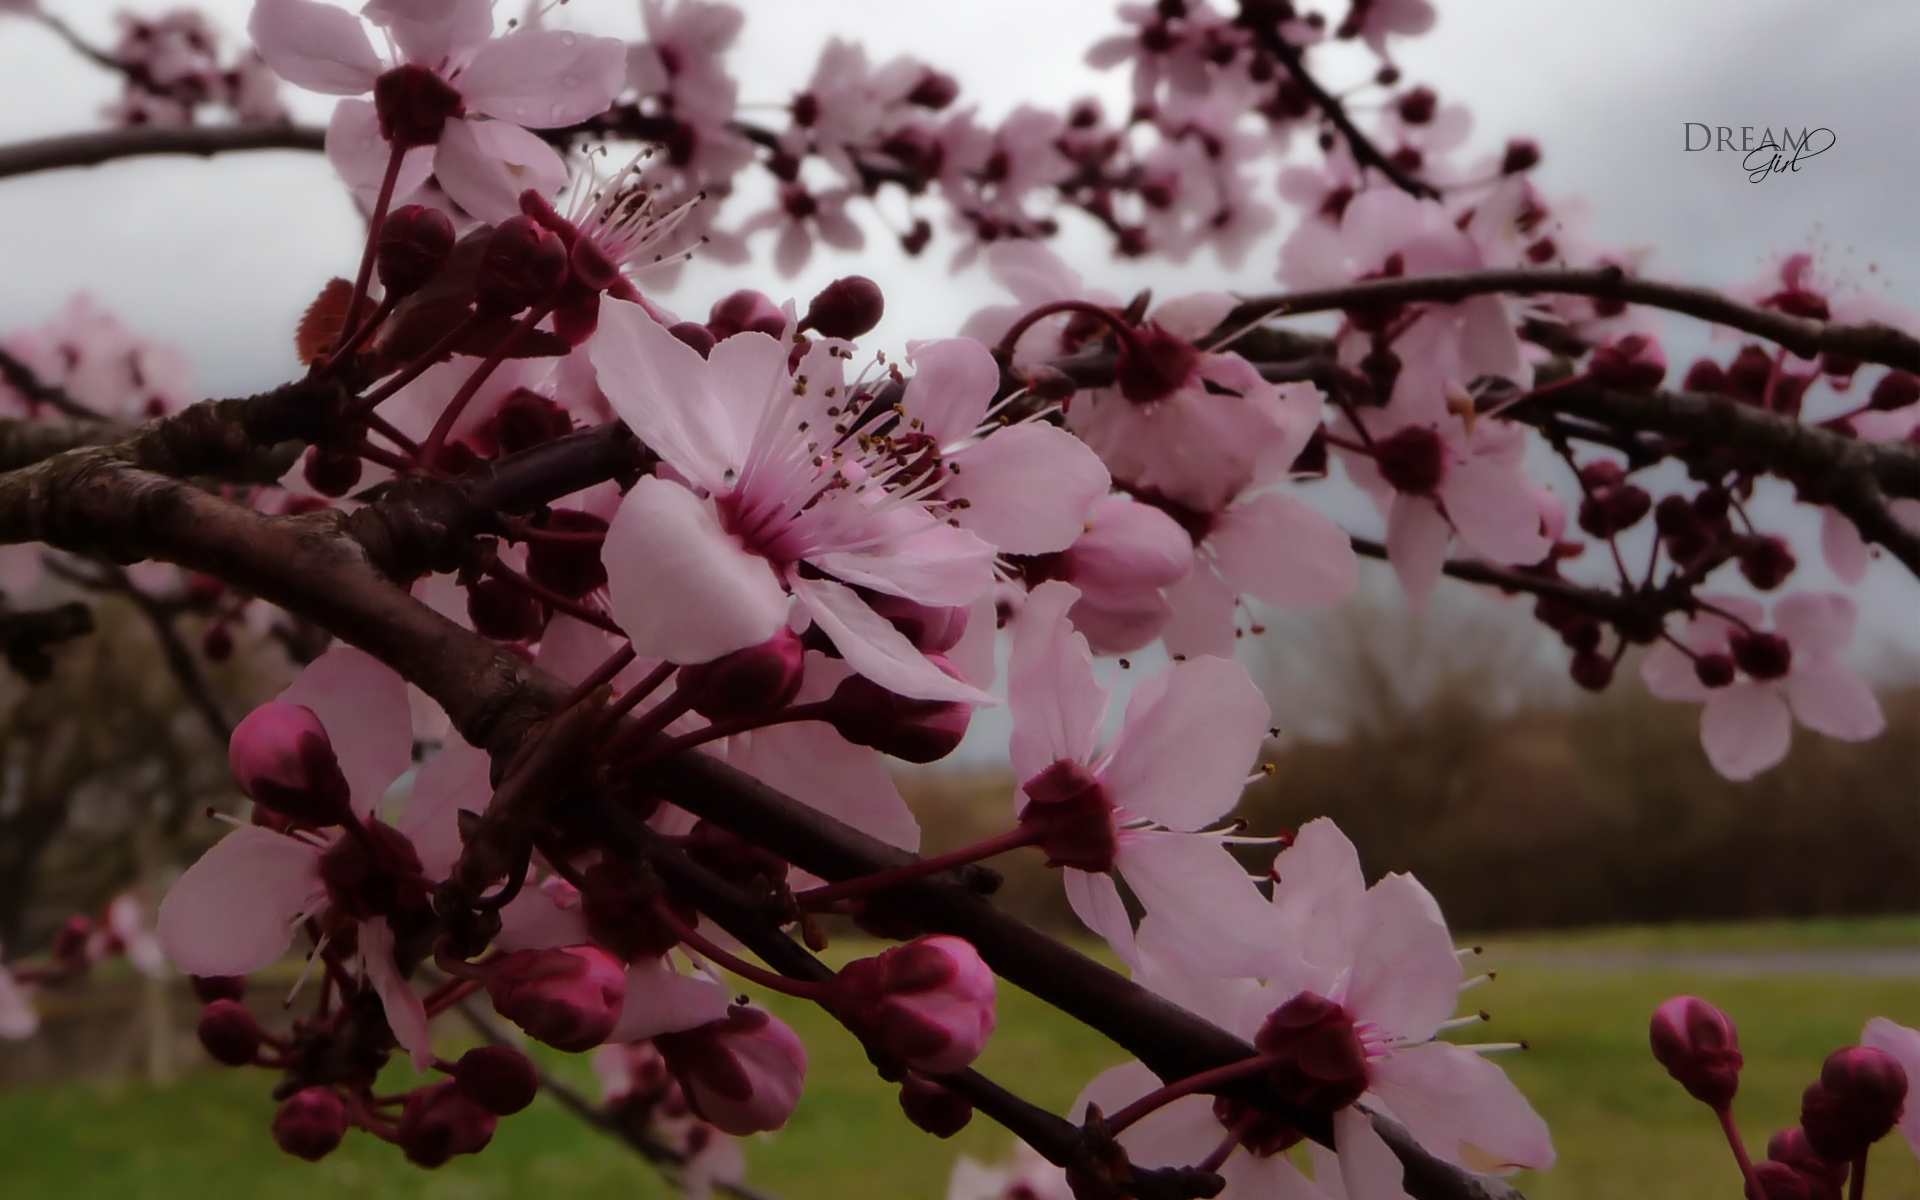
[562,74,580,87]
[549,103,565,119]
[560,33,577,46]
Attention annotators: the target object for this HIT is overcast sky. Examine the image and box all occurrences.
[1,0,1915,755]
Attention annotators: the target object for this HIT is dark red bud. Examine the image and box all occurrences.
[1751,1160,1814,1200]
[668,321,717,357]
[1395,86,1437,125]
[676,628,807,721]
[1694,653,1736,688]
[1683,359,1729,395]
[1650,995,1743,1109]
[826,662,972,763]
[302,445,363,498]
[1800,1046,1908,1163]
[465,577,546,642]
[489,389,573,456]
[1726,346,1775,404]
[524,510,608,600]
[899,1073,973,1137]
[801,276,886,340]
[377,204,456,298]
[1588,334,1668,393]
[863,593,970,654]
[1501,138,1541,174]
[1372,425,1447,496]
[707,290,787,340]
[454,1045,540,1116]
[1738,535,1796,591]
[1869,371,1920,412]
[273,1087,348,1161]
[372,64,465,148]
[476,217,568,315]
[1570,649,1614,692]
[907,70,960,109]
[1654,494,1697,537]
[1730,630,1792,681]
[399,1080,499,1168]
[196,998,263,1066]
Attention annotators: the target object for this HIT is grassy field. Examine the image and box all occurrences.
[1,921,1917,1200]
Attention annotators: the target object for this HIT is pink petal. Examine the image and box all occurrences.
[1008,581,1110,783]
[947,425,1109,555]
[1219,1153,1327,1200]
[1268,818,1369,995]
[280,644,415,820]
[1441,457,1549,566]
[249,0,383,95]
[1100,656,1269,830]
[1386,492,1449,609]
[496,885,589,952]
[1772,591,1856,657]
[361,917,434,1072]
[1343,873,1461,1043]
[1116,834,1281,976]
[607,957,734,1043]
[1458,295,1528,386]
[810,521,995,607]
[1863,1018,1920,1157]
[460,29,627,128]
[1070,497,1195,591]
[985,240,1085,306]
[1075,1061,1221,1168]
[1210,492,1359,608]
[1335,1106,1415,1200]
[1820,508,1870,586]
[1070,592,1174,657]
[0,962,37,1039]
[902,338,998,446]
[790,575,996,704]
[604,477,790,665]
[534,613,626,686]
[1063,869,1139,971]
[589,298,742,488]
[1640,640,1713,702]
[1700,683,1792,781]
[434,116,568,222]
[1158,563,1237,660]
[363,0,491,70]
[724,723,921,851]
[157,827,325,977]
[1784,658,1885,741]
[1370,1042,1555,1172]
[398,737,490,880]
[947,594,1000,691]
[1150,292,1238,342]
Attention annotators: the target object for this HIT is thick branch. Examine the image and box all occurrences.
[1229,267,1920,374]
[0,124,327,181]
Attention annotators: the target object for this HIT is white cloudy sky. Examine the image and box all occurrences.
[0,0,1916,754]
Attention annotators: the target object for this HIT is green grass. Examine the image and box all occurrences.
[2,921,1918,1199]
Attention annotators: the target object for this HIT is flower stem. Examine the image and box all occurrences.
[1715,1106,1766,1200]
[353,309,485,416]
[609,701,835,774]
[653,899,828,1002]
[334,142,406,367]
[1850,1152,1869,1200]
[993,299,1141,363]
[1104,1052,1286,1137]
[796,824,1044,908]
[417,301,554,469]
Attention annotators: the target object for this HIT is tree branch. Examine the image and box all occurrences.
[1228,267,1920,374]
[0,345,112,422]
[0,124,328,182]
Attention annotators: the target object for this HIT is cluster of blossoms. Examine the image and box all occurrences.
[0,1,1917,1199]
[0,892,167,1040]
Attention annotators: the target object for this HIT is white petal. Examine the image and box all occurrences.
[1336,1106,1415,1200]
[157,827,325,977]
[725,722,921,851]
[590,298,740,488]
[903,338,998,446]
[460,30,627,128]
[603,477,790,665]
[1008,581,1109,782]
[249,0,383,95]
[607,957,734,1043]
[1158,563,1237,660]
[1343,874,1461,1043]
[791,575,996,704]
[1063,869,1139,970]
[1370,1042,1555,1172]
[1386,493,1449,610]
[280,643,414,819]
[1441,457,1549,566]
[434,116,568,222]
[1820,508,1870,586]
[1772,591,1856,657]
[1100,656,1269,830]
[398,736,490,881]
[1784,657,1885,741]
[1116,834,1282,976]
[496,885,589,951]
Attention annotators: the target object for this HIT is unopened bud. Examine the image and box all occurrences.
[1588,334,1668,394]
[476,217,568,315]
[1569,649,1614,692]
[1683,359,1728,395]
[197,998,263,1067]
[1501,138,1541,174]
[273,1087,348,1161]
[668,321,717,358]
[524,510,608,600]
[825,662,972,763]
[656,1006,808,1136]
[1695,653,1736,689]
[229,702,354,827]
[376,204,456,298]
[484,945,627,1052]
[1800,1046,1908,1163]
[1737,536,1796,591]
[302,445,363,498]
[1869,371,1920,412]
[831,936,996,1074]
[899,1073,973,1137]
[707,290,787,341]
[677,628,807,721]
[489,389,573,456]
[454,1045,540,1116]
[1767,1127,1847,1200]
[1751,1159,1813,1200]
[1730,631,1792,681]
[802,276,885,340]
[866,594,971,654]
[465,577,546,643]
[1650,995,1742,1109]
[191,974,245,1004]
[372,64,464,148]
[398,1079,498,1168]
[907,70,960,109]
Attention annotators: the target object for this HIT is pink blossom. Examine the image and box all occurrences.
[588,300,996,704]
[250,0,624,220]
[1641,592,1884,781]
[1024,496,1196,655]
[0,294,195,421]
[958,241,1123,368]
[655,1005,809,1135]
[740,183,866,278]
[947,1140,1073,1200]
[1008,581,1278,973]
[830,936,996,1074]
[483,945,629,1052]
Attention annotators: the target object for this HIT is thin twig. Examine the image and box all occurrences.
[0,124,327,182]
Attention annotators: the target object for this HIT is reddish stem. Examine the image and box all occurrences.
[353,308,485,415]
[417,301,554,469]
[993,299,1141,362]
[355,440,416,474]
[481,558,624,635]
[365,411,419,455]
[597,662,678,738]
[335,142,406,364]
[558,644,637,713]
[423,977,484,1018]
[609,701,834,774]
[596,686,693,763]
[1104,1051,1286,1137]
[653,899,828,1002]
[1849,1152,1868,1200]
[796,823,1043,909]
[320,293,399,377]
[1715,1106,1766,1200]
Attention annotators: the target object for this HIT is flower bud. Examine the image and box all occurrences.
[1371,425,1447,496]
[1016,759,1119,872]
[1588,334,1668,393]
[656,1006,808,1135]
[488,389,574,457]
[524,510,609,600]
[1727,345,1774,404]
[707,290,787,341]
[864,594,970,654]
[677,628,807,721]
[907,70,960,110]
[1115,324,1199,405]
[398,1079,499,1168]
[51,914,90,968]
[302,445,363,498]
[1768,1127,1847,1200]
[1650,995,1743,1109]
[1683,359,1728,395]
[1253,992,1371,1111]
[1751,1159,1813,1200]
[1570,649,1614,692]
[1695,653,1736,689]
[455,1045,540,1116]
[1730,631,1792,681]
[1738,536,1797,591]
[372,64,464,148]
[668,321,717,357]
[825,661,972,763]
[1801,1046,1908,1163]
[376,204,456,298]
[465,577,546,643]
[899,1073,973,1137]
[197,998,263,1067]
[273,1087,348,1161]
[1869,371,1920,412]
[229,702,353,827]
[802,276,885,340]
[1501,138,1541,174]
[484,945,627,1052]
[830,936,996,1075]
[476,217,568,315]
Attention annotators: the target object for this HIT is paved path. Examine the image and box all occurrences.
[1491,949,1920,977]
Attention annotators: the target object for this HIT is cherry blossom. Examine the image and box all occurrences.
[1862,1019,1920,1159]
